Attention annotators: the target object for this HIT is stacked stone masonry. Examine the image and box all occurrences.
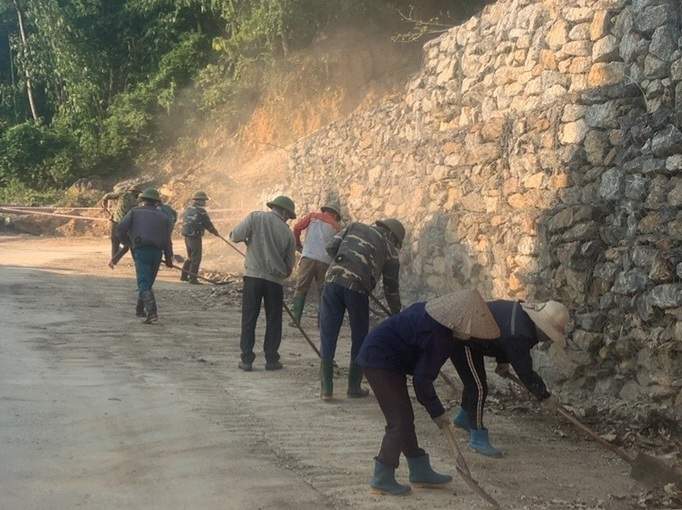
[285,0,682,413]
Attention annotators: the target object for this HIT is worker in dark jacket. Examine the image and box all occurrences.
[319,219,404,401]
[451,299,569,457]
[180,191,219,284]
[117,188,173,323]
[356,290,501,495]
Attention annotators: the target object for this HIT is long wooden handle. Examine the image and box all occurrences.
[444,426,501,509]
[504,374,635,464]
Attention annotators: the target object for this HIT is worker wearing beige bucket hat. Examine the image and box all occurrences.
[355,289,499,496]
[450,299,569,458]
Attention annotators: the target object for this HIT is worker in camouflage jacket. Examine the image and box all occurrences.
[102,184,140,258]
[180,191,219,284]
[451,299,569,458]
[319,218,405,401]
[290,201,342,324]
[117,188,173,324]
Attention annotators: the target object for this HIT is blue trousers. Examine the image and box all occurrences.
[319,282,369,362]
[133,246,162,297]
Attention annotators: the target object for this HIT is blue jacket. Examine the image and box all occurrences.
[356,302,455,418]
[463,300,550,400]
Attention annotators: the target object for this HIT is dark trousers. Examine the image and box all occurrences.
[240,276,283,364]
[364,367,426,468]
[181,235,203,281]
[132,246,162,297]
[319,282,369,362]
[450,343,488,430]
[110,221,122,258]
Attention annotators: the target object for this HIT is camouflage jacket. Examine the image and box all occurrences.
[103,191,137,223]
[325,222,401,314]
[181,204,218,237]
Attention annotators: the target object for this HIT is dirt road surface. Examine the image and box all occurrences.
[0,236,639,509]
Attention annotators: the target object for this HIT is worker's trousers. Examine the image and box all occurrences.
[450,343,488,430]
[181,235,202,281]
[364,368,426,468]
[240,276,283,364]
[319,283,369,362]
[132,246,162,297]
[294,257,328,299]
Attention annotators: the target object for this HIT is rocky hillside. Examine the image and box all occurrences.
[285,0,682,415]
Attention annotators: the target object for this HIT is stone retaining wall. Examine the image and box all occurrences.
[284,0,682,412]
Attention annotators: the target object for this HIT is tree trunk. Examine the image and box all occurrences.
[8,33,18,119]
[12,0,39,122]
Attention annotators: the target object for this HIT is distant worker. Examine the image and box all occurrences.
[290,202,342,324]
[101,184,140,258]
[108,195,176,269]
[451,299,569,457]
[117,188,173,323]
[319,218,405,400]
[230,196,296,371]
[356,290,500,495]
[180,191,219,284]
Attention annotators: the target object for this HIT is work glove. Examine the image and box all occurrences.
[495,363,511,379]
[540,394,560,413]
[433,413,451,430]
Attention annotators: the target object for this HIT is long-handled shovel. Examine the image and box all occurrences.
[443,425,501,509]
[367,292,460,394]
[216,234,326,361]
[503,373,682,489]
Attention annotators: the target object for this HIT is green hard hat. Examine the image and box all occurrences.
[139,187,161,202]
[376,218,406,247]
[321,202,341,217]
[267,195,296,219]
[192,191,209,201]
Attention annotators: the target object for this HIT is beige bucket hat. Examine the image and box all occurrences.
[521,300,569,344]
[425,289,501,340]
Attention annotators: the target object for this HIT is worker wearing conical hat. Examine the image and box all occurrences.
[450,299,570,458]
[355,289,501,496]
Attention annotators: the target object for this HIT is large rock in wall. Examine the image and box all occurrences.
[285,0,682,411]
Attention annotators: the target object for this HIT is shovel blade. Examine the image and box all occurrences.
[630,452,682,489]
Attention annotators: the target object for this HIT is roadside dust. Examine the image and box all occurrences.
[0,235,675,509]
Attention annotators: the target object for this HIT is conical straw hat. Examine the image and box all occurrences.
[425,289,501,340]
[521,300,569,344]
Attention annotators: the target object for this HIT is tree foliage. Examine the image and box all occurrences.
[0,0,484,197]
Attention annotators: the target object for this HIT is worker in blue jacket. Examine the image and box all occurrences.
[451,299,569,458]
[356,289,501,496]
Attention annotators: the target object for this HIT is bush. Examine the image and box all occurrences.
[0,122,78,189]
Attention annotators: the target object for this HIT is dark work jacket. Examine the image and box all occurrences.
[463,300,550,400]
[117,205,173,261]
[181,204,218,237]
[356,302,455,419]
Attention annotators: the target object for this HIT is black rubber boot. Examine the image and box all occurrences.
[141,290,158,324]
[347,363,370,398]
[135,298,145,317]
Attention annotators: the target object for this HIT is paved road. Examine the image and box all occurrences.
[0,236,636,509]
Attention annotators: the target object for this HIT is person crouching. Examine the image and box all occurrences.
[355,289,501,495]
